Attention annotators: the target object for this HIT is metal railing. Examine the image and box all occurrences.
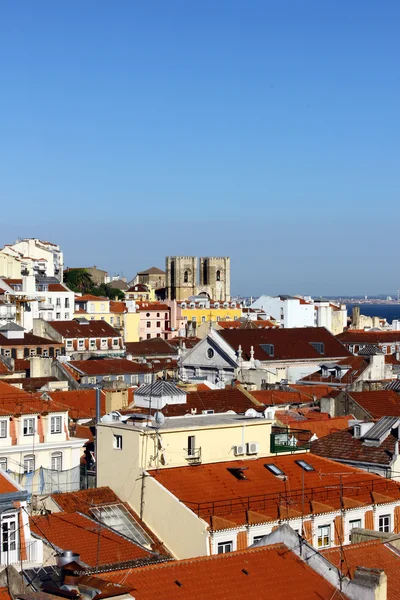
[270,426,312,454]
[184,447,202,464]
[182,476,400,518]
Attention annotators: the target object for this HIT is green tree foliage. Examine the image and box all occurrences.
[63,270,125,300]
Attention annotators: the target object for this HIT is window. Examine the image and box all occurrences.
[23,419,35,436]
[165,313,169,319]
[217,541,232,554]
[65,298,70,308]
[0,458,7,470]
[184,271,188,283]
[90,503,151,546]
[146,321,151,328]
[207,348,214,359]
[51,452,62,471]
[131,374,139,385]
[88,377,96,384]
[101,317,105,321]
[310,342,325,355]
[202,316,206,323]
[56,312,61,319]
[90,303,95,312]
[156,333,161,338]
[1,515,16,554]
[100,303,105,311]
[216,270,221,281]
[30,348,36,356]
[295,460,315,472]
[260,344,274,357]
[114,435,123,450]
[48,297,53,305]
[379,514,391,533]
[50,416,62,434]
[0,421,7,438]
[191,316,196,322]
[317,525,331,548]
[4,350,11,358]
[156,321,161,328]
[112,338,119,347]
[23,455,35,473]
[187,435,196,456]
[66,339,73,350]
[264,464,285,477]
[110,317,114,324]
[78,339,85,349]
[146,334,151,339]
[90,339,96,349]
[56,298,61,307]
[216,316,220,322]
[64,313,69,320]
[349,519,361,531]
[253,535,265,544]
[144,373,152,383]
[100,338,108,348]
[157,313,160,318]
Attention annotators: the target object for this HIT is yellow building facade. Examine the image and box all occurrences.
[74,295,140,343]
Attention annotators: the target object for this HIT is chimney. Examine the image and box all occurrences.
[351,567,387,600]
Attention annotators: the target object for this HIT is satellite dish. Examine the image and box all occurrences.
[154,411,165,426]
[245,408,258,418]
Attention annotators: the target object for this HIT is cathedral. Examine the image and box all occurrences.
[166,256,230,301]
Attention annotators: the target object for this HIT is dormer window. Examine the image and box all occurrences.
[310,342,324,355]
[260,344,274,357]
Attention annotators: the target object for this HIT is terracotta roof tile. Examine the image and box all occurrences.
[0,332,63,348]
[250,390,317,406]
[160,388,262,417]
[348,390,400,418]
[125,338,176,357]
[68,359,151,376]
[338,330,400,343]
[0,588,12,600]
[48,320,121,339]
[218,327,351,361]
[98,543,348,600]
[322,540,400,600]
[311,427,399,466]
[30,512,152,567]
[149,454,400,526]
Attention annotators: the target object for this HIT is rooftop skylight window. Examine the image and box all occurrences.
[90,503,151,547]
[264,464,285,477]
[227,467,248,480]
[295,460,315,472]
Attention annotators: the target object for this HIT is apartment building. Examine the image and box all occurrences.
[74,296,140,342]
[0,238,63,280]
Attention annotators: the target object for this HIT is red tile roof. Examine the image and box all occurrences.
[311,427,398,465]
[48,319,121,339]
[126,338,177,357]
[99,543,345,600]
[76,295,109,302]
[250,390,319,405]
[167,337,200,349]
[300,356,369,385]
[218,320,278,329]
[48,389,105,419]
[109,301,126,313]
[337,330,400,343]
[50,487,170,556]
[30,512,152,567]
[296,416,354,439]
[157,388,263,417]
[347,390,400,418]
[0,588,12,600]
[136,302,170,311]
[126,284,149,293]
[48,283,70,292]
[149,454,400,527]
[0,332,63,348]
[322,540,400,600]
[0,363,10,375]
[68,358,151,376]
[1,376,59,391]
[218,327,351,361]
[0,470,20,494]
[286,385,336,400]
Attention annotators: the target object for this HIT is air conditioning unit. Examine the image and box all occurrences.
[233,444,245,456]
[202,409,214,415]
[246,442,259,455]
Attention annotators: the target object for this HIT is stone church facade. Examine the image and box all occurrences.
[166,256,230,301]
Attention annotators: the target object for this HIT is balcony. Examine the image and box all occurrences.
[270,426,311,454]
[38,303,53,311]
[184,447,202,465]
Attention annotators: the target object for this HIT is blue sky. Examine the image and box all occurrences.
[1,1,399,296]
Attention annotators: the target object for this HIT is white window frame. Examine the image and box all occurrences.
[100,338,108,349]
[78,338,85,350]
[349,518,362,531]
[66,339,73,349]
[112,338,119,347]
[0,421,7,438]
[217,541,233,554]
[379,514,391,533]
[0,458,7,471]
[90,338,96,349]
[113,434,123,450]
[317,524,331,548]
[23,418,35,436]
[50,415,62,434]
[51,452,62,471]
[23,455,35,473]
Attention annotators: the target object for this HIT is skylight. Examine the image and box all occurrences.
[264,464,285,477]
[227,467,248,480]
[90,503,151,547]
[295,460,315,472]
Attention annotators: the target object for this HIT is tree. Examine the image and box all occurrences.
[64,269,94,294]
